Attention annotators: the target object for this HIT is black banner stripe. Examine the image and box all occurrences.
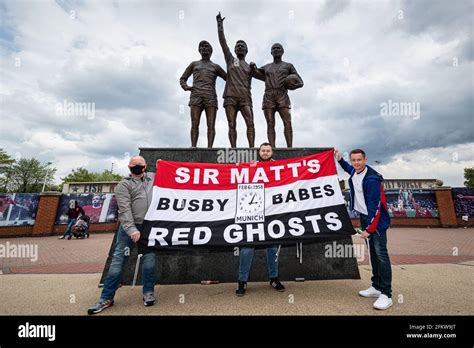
[139,204,355,251]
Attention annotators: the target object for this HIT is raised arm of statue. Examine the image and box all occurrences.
[216,12,233,64]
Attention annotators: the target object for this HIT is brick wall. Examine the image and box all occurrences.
[351,217,440,228]
[456,218,474,227]
[0,225,34,238]
[0,192,119,237]
[52,222,118,235]
[0,187,470,238]
[31,192,61,236]
[434,189,458,227]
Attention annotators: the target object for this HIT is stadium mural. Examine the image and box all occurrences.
[55,193,118,224]
[452,188,474,219]
[0,193,40,226]
[343,189,439,218]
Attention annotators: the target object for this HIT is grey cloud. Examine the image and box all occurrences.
[399,0,472,36]
[398,0,473,62]
[42,57,179,111]
[318,0,351,22]
[1,0,472,186]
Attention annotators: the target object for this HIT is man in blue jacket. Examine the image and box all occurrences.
[335,148,393,310]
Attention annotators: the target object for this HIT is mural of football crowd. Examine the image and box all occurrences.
[0,193,40,226]
[452,188,474,218]
[343,189,439,219]
[55,193,118,224]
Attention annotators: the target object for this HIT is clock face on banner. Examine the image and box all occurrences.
[235,183,265,223]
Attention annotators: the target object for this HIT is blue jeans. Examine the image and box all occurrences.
[360,214,392,298]
[100,224,156,300]
[62,218,77,237]
[238,246,279,282]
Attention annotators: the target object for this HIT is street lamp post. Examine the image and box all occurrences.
[42,161,53,192]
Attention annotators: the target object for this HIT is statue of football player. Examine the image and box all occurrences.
[216,12,257,148]
[251,43,303,148]
[180,40,227,148]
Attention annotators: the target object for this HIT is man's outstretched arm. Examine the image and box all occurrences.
[216,64,227,81]
[334,149,354,175]
[250,63,265,81]
[216,12,233,64]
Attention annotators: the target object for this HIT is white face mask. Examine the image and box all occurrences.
[69,201,75,209]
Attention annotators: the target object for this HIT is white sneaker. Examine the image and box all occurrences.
[358,286,381,298]
[373,294,393,310]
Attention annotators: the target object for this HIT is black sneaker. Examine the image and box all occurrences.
[270,277,285,292]
[87,299,114,315]
[235,281,247,296]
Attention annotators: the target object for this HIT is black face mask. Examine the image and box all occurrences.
[130,165,145,175]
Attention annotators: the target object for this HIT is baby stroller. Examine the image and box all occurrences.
[73,215,90,239]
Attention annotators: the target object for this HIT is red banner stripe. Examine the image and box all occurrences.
[154,150,337,191]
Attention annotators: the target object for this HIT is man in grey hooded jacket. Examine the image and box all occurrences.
[88,155,157,314]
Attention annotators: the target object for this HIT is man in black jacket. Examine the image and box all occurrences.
[235,143,285,296]
[59,200,84,240]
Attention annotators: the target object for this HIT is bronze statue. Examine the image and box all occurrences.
[216,12,256,148]
[251,43,303,148]
[180,40,227,148]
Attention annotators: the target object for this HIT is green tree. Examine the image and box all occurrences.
[61,168,123,186]
[0,149,15,167]
[1,158,56,193]
[61,167,96,183]
[464,167,474,188]
[95,169,123,182]
[0,149,15,192]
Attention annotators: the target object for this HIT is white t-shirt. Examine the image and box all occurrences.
[352,167,368,215]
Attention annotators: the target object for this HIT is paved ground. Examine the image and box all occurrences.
[353,227,474,265]
[0,227,473,274]
[0,232,112,274]
[0,262,472,315]
[0,227,473,315]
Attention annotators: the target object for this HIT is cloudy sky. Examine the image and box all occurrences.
[0,0,472,186]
